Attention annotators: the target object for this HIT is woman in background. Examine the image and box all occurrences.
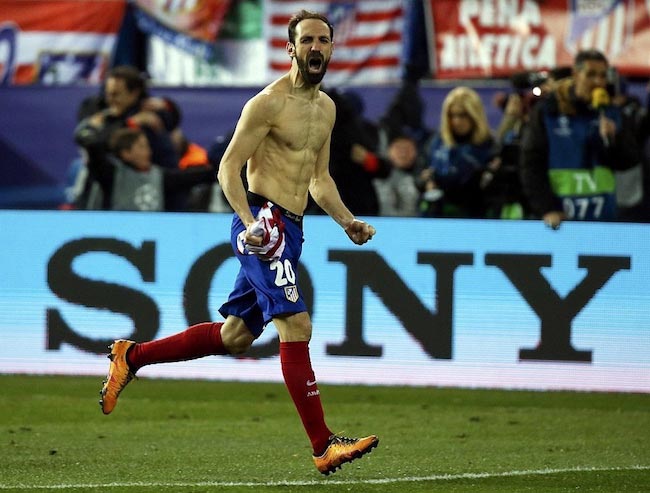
[418,86,500,218]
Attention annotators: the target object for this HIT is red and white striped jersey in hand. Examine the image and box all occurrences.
[237,202,286,261]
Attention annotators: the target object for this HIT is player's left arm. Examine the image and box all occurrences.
[309,125,376,245]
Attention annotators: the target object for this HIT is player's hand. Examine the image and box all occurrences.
[345,220,376,245]
[237,205,286,261]
[543,211,565,230]
[244,222,264,248]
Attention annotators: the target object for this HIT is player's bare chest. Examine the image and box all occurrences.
[274,104,331,150]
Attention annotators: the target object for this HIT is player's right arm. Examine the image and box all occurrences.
[218,93,277,229]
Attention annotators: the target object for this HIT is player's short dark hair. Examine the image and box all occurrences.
[109,127,143,155]
[107,65,148,97]
[574,49,608,70]
[287,10,333,45]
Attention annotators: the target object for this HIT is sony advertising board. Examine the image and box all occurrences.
[1,211,648,392]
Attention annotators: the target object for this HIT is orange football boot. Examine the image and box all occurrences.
[313,434,379,475]
[99,339,136,415]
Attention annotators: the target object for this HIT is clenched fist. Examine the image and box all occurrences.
[344,220,376,245]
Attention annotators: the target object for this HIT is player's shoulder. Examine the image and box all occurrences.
[316,90,336,126]
[318,90,336,111]
[245,85,287,118]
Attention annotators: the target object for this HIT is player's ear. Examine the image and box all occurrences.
[287,42,295,58]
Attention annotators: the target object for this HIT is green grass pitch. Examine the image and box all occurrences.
[0,375,648,492]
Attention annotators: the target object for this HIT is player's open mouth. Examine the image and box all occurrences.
[308,55,323,73]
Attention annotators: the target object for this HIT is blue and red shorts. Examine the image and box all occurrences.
[218,192,307,337]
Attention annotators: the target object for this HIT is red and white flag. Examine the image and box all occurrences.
[0,0,126,85]
[266,0,404,85]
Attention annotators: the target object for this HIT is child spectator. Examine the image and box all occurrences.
[76,127,215,211]
[373,133,420,217]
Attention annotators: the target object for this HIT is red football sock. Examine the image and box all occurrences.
[127,322,227,372]
[280,341,332,455]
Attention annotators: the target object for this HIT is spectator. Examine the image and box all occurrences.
[173,129,209,170]
[72,66,180,209]
[489,66,575,219]
[606,68,648,222]
[487,92,530,219]
[418,86,499,218]
[496,66,572,145]
[378,80,432,150]
[495,91,527,145]
[75,126,215,211]
[632,80,650,221]
[520,49,640,228]
[170,127,214,211]
[373,133,420,217]
[76,66,179,169]
[321,88,391,216]
[206,130,239,213]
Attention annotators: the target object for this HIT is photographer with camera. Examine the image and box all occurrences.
[487,68,567,219]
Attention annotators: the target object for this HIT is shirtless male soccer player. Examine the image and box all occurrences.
[99,10,379,475]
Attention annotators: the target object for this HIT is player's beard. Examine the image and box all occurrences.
[297,52,329,86]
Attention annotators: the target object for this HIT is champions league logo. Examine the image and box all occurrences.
[554,116,572,137]
[134,183,161,211]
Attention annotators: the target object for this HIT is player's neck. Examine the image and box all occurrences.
[288,69,321,99]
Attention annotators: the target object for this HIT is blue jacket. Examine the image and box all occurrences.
[422,133,498,217]
[427,134,497,190]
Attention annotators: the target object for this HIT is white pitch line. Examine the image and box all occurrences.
[0,465,648,490]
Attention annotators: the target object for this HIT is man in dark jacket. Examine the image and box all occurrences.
[324,88,391,216]
[73,66,182,209]
[520,50,639,228]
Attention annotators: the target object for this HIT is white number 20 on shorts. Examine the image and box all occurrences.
[270,259,296,286]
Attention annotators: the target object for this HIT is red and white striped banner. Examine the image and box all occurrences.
[0,0,126,85]
[266,0,404,85]
[426,0,650,79]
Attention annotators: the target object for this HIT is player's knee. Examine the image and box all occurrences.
[227,337,252,355]
[221,319,255,354]
[275,312,312,342]
[291,320,312,341]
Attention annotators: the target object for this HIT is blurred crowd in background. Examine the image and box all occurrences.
[2,0,650,224]
[67,55,650,225]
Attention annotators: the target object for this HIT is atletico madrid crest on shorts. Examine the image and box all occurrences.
[284,285,299,303]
